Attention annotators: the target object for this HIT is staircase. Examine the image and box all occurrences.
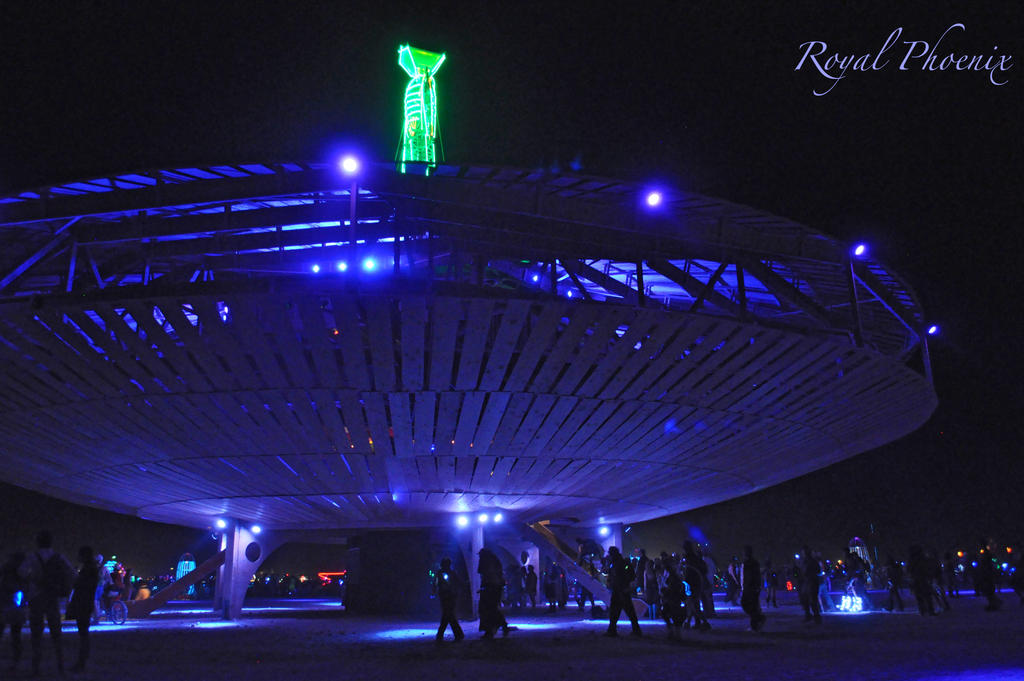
[125,550,226,619]
[525,522,647,615]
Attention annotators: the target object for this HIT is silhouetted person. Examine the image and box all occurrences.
[434,558,464,642]
[525,565,538,608]
[1,551,27,672]
[741,545,766,631]
[19,530,75,676]
[68,546,100,671]
[660,562,685,639]
[800,547,822,623]
[762,558,778,607]
[974,545,1001,611]
[908,545,935,615]
[942,552,959,599]
[883,556,904,612]
[477,548,511,638]
[603,546,641,637]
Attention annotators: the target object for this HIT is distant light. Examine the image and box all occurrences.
[339,155,360,175]
[598,526,610,537]
[1002,563,1009,570]
[493,513,503,523]
[645,191,662,207]
[456,515,469,528]
[215,519,227,530]
[532,275,539,283]
[957,551,964,558]
[838,595,863,612]
[795,554,801,560]
[927,325,939,335]
[362,258,376,271]
[971,561,978,568]
[337,261,348,272]
[566,290,573,298]
[852,243,868,257]
[251,525,262,535]
[478,513,489,524]
[311,264,321,273]
[624,525,632,533]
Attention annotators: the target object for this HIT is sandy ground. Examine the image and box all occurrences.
[3,593,1022,681]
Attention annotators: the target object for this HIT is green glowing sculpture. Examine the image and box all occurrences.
[397,44,446,174]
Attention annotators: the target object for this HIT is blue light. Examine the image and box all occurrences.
[493,513,503,523]
[339,155,360,175]
[311,264,321,273]
[853,243,868,257]
[927,325,939,335]
[13,590,22,607]
[838,595,863,612]
[456,515,469,528]
[362,258,376,271]
[337,261,348,272]
[532,274,539,282]
[795,554,801,560]
[478,513,489,524]
[251,525,262,535]
[566,290,573,298]
[598,525,610,537]
[645,191,662,207]
[215,519,227,529]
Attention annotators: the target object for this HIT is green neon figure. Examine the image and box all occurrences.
[397,44,446,174]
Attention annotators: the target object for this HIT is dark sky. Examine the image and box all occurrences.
[1,2,1021,564]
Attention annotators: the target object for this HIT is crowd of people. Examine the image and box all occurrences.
[432,538,1024,642]
[0,530,125,675]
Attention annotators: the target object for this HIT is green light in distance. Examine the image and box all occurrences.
[397,44,446,174]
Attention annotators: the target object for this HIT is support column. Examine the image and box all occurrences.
[213,524,283,620]
[469,524,483,618]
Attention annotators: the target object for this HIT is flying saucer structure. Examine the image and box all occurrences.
[0,161,937,530]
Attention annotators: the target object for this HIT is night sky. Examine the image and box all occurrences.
[1,2,1021,569]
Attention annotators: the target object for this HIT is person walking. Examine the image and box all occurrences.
[68,546,101,671]
[883,556,904,612]
[1,551,27,673]
[434,557,464,642]
[477,548,512,638]
[603,546,641,637]
[740,546,766,631]
[19,531,75,676]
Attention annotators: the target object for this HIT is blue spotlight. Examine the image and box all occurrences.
[532,274,539,283]
[493,513,504,523]
[339,155,360,175]
[567,290,573,298]
[251,525,262,535]
[478,513,489,524]
[598,525,610,537]
[456,515,469,528]
[337,261,348,272]
[927,325,939,335]
[311,264,321,273]
[362,258,376,271]
[215,519,227,530]
[852,243,868,257]
[645,191,663,207]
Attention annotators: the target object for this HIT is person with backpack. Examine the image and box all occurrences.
[434,557,464,642]
[1,551,28,673]
[18,530,75,676]
[603,546,641,637]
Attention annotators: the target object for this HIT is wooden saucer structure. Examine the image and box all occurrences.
[0,162,936,529]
